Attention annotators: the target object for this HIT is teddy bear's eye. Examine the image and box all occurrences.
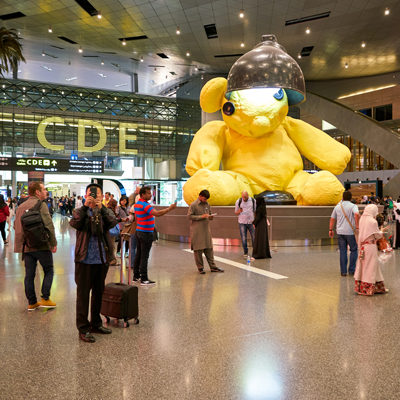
[273,88,284,100]
[223,102,235,116]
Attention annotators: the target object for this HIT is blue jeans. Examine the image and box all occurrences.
[337,234,358,275]
[24,250,54,305]
[129,233,137,269]
[239,223,255,254]
[60,208,65,216]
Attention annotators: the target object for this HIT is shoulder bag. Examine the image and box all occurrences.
[340,202,357,238]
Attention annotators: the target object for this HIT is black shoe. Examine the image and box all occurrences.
[132,277,141,283]
[198,268,205,274]
[91,325,112,334]
[140,279,156,286]
[211,267,225,272]
[79,332,96,343]
[341,273,347,276]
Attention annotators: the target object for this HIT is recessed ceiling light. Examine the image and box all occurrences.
[141,56,143,62]
[385,7,389,15]
[154,68,157,72]
[239,9,244,18]
[345,62,348,68]
[48,25,52,33]
[122,39,126,45]
[361,41,365,47]
[176,26,180,34]
[195,66,198,71]
[23,87,25,90]
[79,46,83,53]
[241,40,244,47]
[97,11,102,19]
[42,89,45,92]
[201,75,204,80]
[306,27,310,34]
[298,53,301,58]
[186,51,190,56]
[42,51,45,56]
[80,93,82,96]
[101,60,104,65]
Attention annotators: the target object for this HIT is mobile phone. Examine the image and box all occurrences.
[90,187,97,199]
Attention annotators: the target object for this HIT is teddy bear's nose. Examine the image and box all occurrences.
[250,116,271,134]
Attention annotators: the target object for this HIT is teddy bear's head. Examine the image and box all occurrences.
[200,77,289,137]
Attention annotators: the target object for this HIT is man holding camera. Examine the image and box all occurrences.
[69,183,118,343]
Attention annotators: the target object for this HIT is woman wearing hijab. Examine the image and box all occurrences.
[6,197,14,231]
[354,204,388,296]
[252,197,272,259]
[0,194,10,245]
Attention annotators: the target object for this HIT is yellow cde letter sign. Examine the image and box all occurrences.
[37,117,137,154]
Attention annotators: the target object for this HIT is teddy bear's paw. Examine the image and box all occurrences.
[183,169,250,206]
[301,171,344,206]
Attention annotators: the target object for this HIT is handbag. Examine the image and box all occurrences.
[109,223,120,237]
[377,237,392,252]
[122,214,136,235]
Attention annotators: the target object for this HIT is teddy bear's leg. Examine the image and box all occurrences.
[287,170,344,206]
[183,168,253,205]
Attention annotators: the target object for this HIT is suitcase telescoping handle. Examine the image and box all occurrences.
[121,234,132,285]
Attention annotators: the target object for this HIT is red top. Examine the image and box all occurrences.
[0,205,10,223]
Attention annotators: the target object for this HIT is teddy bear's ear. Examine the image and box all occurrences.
[200,77,227,113]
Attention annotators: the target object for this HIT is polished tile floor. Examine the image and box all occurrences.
[1,214,400,399]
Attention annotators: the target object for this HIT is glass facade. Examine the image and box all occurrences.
[0,79,201,175]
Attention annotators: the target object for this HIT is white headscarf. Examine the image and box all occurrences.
[358,204,381,243]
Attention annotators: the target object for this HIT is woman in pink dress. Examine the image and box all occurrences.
[354,204,389,296]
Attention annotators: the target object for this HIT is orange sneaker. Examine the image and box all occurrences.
[40,299,57,308]
[28,302,41,311]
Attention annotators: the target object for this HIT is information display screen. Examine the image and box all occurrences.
[0,157,104,174]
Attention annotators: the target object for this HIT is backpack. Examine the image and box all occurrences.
[389,199,394,209]
[238,197,256,211]
[20,200,50,249]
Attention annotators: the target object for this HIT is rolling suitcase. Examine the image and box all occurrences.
[101,234,139,327]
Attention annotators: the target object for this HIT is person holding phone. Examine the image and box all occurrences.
[69,183,118,343]
[187,189,224,274]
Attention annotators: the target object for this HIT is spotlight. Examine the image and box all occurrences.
[306,27,310,34]
[385,7,389,15]
[201,75,204,80]
[122,39,126,45]
[241,41,244,47]
[140,56,143,62]
[186,51,190,56]
[195,66,198,71]
[48,25,52,33]
[176,27,180,34]
[42,51,45,56]
[345,62,348,68]
[239,9,244,18]
[101,60,104,65]
[361,41,366,47]
[298,53,301,59]
[98,11,102,19]
[79,46,83,53]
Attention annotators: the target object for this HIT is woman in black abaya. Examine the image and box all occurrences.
[252,197,271,259]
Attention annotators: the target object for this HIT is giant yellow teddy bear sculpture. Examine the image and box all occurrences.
[183,78,351,206]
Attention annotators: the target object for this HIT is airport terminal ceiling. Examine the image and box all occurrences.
[0,0,399,94]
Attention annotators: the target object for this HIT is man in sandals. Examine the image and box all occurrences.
[329,191,360,276]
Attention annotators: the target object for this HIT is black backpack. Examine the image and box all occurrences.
[20,200,50,249]
[238,197,256,211]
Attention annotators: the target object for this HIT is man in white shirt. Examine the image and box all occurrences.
[235,191,256,257]
[329,191,360,276]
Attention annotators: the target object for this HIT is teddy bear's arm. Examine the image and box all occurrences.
[185,120,227,176]
[282,116,351,175]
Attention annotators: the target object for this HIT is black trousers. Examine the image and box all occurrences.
[0,220,6,241]
[133,231,153,280]
[116,233,129,254]
[75,262,109,334]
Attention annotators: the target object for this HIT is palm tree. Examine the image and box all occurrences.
[0,27,26,78]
